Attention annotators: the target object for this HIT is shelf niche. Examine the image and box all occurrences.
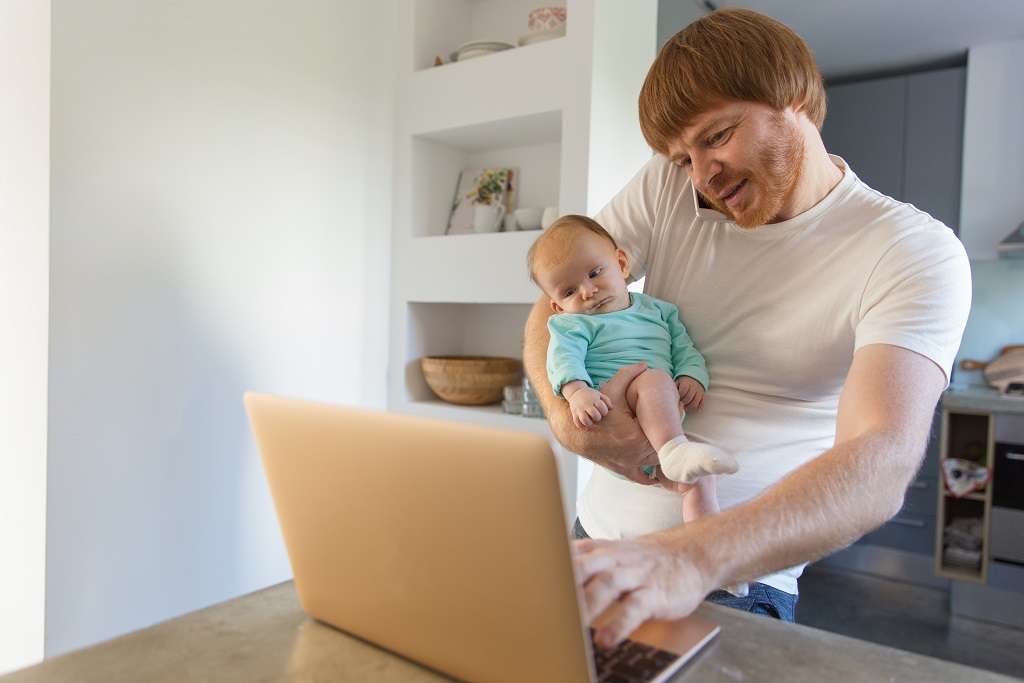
[403,302,534,403]
[412,0,566,72]
[410,110,562,238]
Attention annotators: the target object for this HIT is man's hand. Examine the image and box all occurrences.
[676,376,705,412]
[590,363,660,483]
[574,534,707,647]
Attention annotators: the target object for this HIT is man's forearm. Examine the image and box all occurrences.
[524,297,586,453]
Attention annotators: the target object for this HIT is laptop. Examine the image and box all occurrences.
[244,392,719,683]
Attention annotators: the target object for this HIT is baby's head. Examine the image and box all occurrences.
[527,215,631,315]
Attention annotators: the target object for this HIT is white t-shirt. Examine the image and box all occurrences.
[579,154,972,594]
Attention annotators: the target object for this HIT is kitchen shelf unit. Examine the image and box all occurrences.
[934,392,1024,628]
[388,0,657,512]
[935,409,994,583]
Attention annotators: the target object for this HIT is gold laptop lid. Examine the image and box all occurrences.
[245,392,593,683]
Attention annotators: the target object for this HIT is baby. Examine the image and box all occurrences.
[527,214,739,524]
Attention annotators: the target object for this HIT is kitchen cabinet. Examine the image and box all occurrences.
[822,67,965,232]
[819,67,965,569]
[959,38,1024,260]
[936,390,1024,628]
[387,0,657,511]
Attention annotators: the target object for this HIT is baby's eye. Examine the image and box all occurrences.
[565,287,577,297]
[589,268,602,278]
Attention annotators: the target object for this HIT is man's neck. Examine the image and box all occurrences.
[780,123,843,221]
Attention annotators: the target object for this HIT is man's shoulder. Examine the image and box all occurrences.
[839,174,956,240]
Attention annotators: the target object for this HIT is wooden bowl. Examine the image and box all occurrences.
[421,355,522,406]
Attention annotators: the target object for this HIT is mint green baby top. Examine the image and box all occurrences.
[546,292,709,398]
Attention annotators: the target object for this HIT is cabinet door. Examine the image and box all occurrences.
[904,68,966,232]
[821,76,906,201]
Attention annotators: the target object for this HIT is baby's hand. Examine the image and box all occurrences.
[568,387,612,429]
[676,376,706,412]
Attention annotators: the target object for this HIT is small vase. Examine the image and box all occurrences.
[472,204,505,233]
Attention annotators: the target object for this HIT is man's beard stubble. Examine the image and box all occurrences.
[697,113,805,229]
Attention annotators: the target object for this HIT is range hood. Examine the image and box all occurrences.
[998,222,1024,258]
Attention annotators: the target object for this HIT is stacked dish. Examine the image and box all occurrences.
[450,40,515,62]
[519,6,566,46]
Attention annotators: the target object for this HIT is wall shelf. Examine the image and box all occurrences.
[389,0,657,511]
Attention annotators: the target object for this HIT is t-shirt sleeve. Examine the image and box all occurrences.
[546,315,594,398]
[855,227,972,385]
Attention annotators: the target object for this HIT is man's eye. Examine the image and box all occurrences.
[676,157,692,168]
[709,128,730,145]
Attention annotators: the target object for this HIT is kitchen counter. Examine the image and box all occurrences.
[3,581,1018,683]
[943,385,1024,414]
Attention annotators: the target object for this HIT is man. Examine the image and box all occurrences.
[523,8,971,647]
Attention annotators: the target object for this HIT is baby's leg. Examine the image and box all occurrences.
[624,369,738,483]
[682,474,721,520]
[623,368,685,450]
[682,476,749,598]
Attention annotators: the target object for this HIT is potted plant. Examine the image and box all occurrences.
[467,168,508,232]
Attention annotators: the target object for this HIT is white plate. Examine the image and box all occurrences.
[456,39,514,53]
[450,40,515,62]
[457,48,498,61]
[517,27,565,46]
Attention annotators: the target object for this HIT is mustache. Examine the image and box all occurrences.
[696,173,744,210]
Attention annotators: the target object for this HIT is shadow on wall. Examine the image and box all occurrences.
[45,205,285,656]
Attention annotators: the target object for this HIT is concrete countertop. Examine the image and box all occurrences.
[942,386,1024,414]
[3,581,1018,683]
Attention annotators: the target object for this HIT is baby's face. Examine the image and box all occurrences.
[537,233,631,315]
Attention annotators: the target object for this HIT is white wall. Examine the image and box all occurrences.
[43,0,396,657]
[0,0,50,674]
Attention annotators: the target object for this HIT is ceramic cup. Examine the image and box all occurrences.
[541,206,560,230]
[513,208,544,231]
[528,7,567,32]
[473,204,505,233]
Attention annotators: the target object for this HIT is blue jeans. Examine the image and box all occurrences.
[570,517,797,622]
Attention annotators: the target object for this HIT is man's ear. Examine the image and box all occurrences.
[549,298,565,314]
[617,249,630,279]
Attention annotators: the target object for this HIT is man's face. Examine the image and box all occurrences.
[666,101,805,228]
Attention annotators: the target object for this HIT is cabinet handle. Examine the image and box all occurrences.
[889,516,927,528]
[1006,452,1024,461]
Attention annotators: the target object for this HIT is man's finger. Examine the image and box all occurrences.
[592,587,656,648]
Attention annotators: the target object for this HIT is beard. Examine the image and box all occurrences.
[697,111,805,229]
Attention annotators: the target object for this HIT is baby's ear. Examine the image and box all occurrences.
[617,249,630,278]
[550,299,565,314]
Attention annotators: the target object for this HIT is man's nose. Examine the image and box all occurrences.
[688,152,721,193]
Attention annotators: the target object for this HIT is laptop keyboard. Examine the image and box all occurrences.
[590,629,680,682]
